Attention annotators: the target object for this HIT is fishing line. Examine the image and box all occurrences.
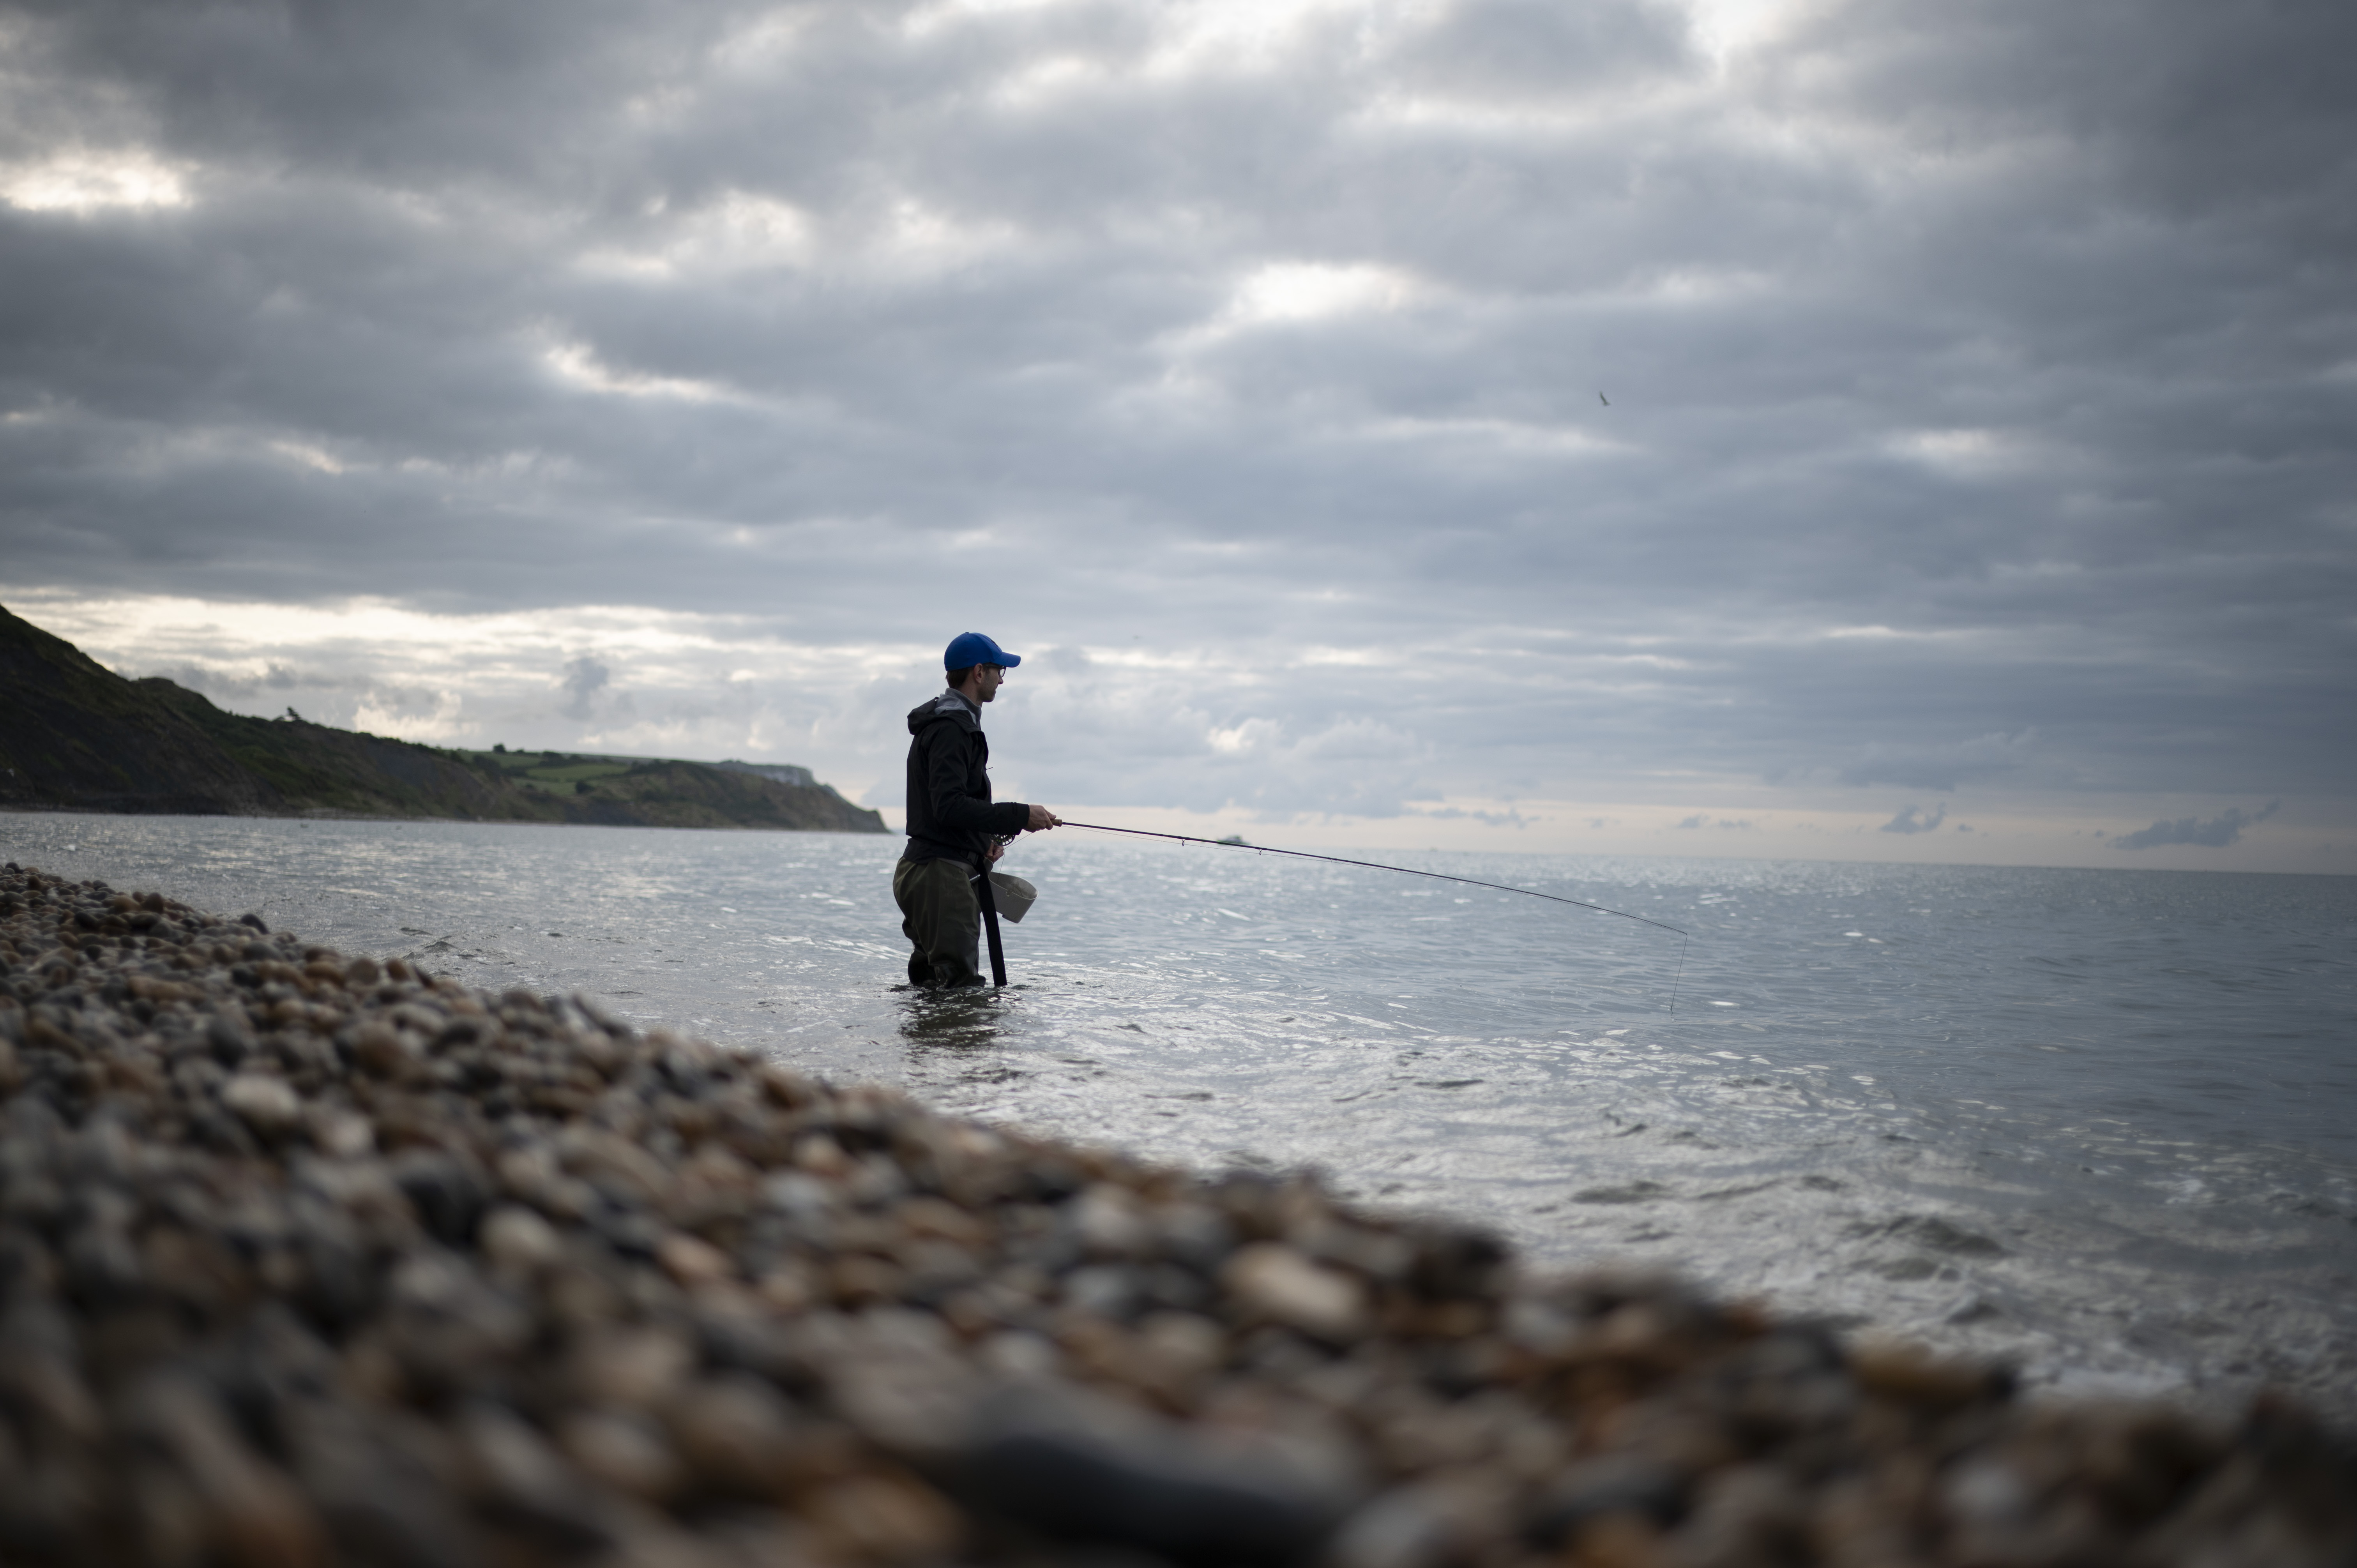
[1054,820,1691,1014]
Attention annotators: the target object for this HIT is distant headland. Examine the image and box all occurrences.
[0,603,885,834]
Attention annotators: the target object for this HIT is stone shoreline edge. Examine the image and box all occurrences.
[0,859,2349,1568]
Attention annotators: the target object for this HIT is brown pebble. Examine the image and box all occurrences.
[656,1231,733,1289]
[129,1379,330,1568]
[557,1407,685,1502]
[663,1376,802,1500]
[1222,1241,1369,1342]
[479,1204,564,1276]
[802,1471,961,1563]
[1849,1340,2004,1411]
[221,1072,304,1136]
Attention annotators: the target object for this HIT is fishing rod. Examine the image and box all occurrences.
[1053,820,1691,1014]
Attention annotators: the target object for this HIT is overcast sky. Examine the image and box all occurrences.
[4,0,2351,871]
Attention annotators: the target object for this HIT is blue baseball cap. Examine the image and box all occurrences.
[945,631,1020,670]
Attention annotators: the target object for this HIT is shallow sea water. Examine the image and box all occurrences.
[7,812,2354,1416]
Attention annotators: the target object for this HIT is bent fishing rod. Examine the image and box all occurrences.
[1049,819,1691,1014]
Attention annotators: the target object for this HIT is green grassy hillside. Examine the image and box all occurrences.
[0,603,885,833]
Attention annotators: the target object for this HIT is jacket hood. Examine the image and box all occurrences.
[907,689,980,736]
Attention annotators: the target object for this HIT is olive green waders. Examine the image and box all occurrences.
[893,854,984,988]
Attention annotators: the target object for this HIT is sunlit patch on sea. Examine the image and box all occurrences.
[8,813,2353,1415]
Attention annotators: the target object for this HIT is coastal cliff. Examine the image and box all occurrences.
[0,604,885,833]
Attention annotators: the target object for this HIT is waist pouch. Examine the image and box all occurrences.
[987,872,1038,923]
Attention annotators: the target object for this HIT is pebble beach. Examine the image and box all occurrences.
[1,857,2351,1568]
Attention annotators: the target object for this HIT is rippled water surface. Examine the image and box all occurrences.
[8,812,2354,1413]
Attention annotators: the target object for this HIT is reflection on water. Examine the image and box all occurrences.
[897,985,1021,1053]
[5,811,2353,1414]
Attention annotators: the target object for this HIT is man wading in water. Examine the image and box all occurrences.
[896,632,1062,987]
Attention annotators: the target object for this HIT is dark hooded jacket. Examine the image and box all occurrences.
[903,689,1030,866]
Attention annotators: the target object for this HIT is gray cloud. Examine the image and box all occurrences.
[1,0,2352,829]
[1399,0,1692,100]
[2113,800,2281,851]
[557,656,612,722]
[142,662,351,701]
[1880,803,1947,835]
[1837,731,2036,791]
[1407,805,1531,828]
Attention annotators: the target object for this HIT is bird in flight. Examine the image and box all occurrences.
[1598,391,1610,406]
